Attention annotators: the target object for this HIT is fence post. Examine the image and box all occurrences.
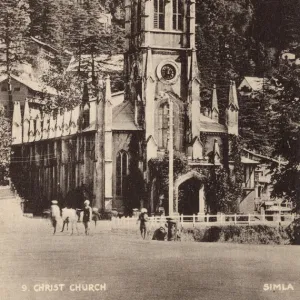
[248,214,251,225]
[234,214,237,225]
[193,214,195,227]
[180,214,183,225]
[206,213,209,224]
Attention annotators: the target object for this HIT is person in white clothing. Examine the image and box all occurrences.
[50,200,61,234]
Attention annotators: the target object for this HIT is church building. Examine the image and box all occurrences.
[11,0,260,216]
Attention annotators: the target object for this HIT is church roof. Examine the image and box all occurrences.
[112,101,141,131]
[241,156,260,164]
[199,114,227,133]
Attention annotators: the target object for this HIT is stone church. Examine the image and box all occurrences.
[11,0,260,216]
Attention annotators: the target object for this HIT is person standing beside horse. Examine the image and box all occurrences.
[50,200,61,235]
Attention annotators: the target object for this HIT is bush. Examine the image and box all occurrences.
[286,218,300,245]
[112,224,290,245]
[189,225,289,245]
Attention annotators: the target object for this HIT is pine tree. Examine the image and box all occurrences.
[0,0,30,112]
[266,63,300,209]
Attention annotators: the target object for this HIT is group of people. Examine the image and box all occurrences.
[50,199,93,235]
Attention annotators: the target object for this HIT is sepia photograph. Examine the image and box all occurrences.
[0,0,299,299]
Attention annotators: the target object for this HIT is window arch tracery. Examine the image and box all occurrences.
[116,150,129,196]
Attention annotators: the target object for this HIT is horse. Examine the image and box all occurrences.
[61,208,79,235]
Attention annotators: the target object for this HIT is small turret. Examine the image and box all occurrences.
[12,101,22,145]
[211,84,219,122]
[226,81,239,136]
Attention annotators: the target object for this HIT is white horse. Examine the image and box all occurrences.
[61,208,79,235]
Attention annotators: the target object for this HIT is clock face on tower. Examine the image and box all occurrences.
[161,64,176,80]
[156,60,179,85]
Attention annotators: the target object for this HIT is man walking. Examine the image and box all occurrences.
[137,208,149,239]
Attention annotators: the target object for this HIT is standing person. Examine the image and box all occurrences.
[137,208,149,239]
[50,200,61,235]
[83,200,92,235]
[92,207,101,227]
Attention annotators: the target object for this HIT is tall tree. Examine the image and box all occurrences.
[266,63,300,209]
[0,0,30,113]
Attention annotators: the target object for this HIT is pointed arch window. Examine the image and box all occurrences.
[158,103,170,149]
[154,0,165,29]
[173,0,183,30]
[116,150,128,196]
[156,99,184,151]
[82,103,90,129]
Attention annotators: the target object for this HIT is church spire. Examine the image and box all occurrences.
[211,84,219,122]
[228,80,239,110]
[226,81,239,136]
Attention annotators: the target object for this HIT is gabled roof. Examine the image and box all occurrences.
[112,101,141,131]
[242,148,287,165]
[199,114,227,133]
[30,36,59,54]
[239,77,267,92]
[30,36,73,56]
[0,74,56,95]
[66,54,123,73]
[241,156,260,164]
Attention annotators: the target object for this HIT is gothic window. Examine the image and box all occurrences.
[86,134,95,161]
[173,0,183,30]
[82,103,90,129]
[116,150,128,197]
[33,120,37,135]
[158,103,170,149]
[156,99,184,151]
[137,1,142,32]
[154,0,165,29]
[131,3,137,33]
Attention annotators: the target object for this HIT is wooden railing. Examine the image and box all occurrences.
[111,213,296,230]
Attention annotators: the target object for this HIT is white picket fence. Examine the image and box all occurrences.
[111,213,296,230]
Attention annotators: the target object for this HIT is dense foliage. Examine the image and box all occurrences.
[266,64,300,208]
[149,139,243,214]
[0,106,11,182]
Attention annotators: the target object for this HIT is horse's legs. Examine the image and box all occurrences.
[61,220,66,232]
[75,221,79,235]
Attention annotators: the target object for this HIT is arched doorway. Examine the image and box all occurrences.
[174,171,205,215]
[178,178,201,215]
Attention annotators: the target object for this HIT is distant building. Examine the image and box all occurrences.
[0,74,55,116]
[240,149,292,215]
[28,37,72,77]
[238,77,267,96]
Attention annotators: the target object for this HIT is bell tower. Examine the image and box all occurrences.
[124,0,201,161]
